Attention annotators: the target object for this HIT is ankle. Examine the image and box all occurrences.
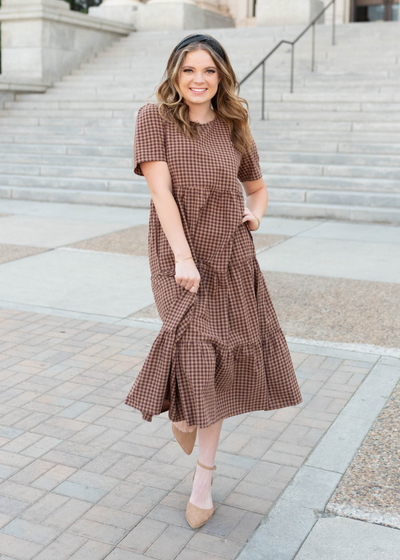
[196,465,213,476]
[192,471,212,493]
[194,466,213,484]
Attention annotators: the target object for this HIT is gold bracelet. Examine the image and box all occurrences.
[175,256,193,264]
[252,213,261,231]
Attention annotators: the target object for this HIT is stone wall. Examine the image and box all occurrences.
[0,0,133,83]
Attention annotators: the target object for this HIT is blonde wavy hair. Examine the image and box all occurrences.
[145,33,254,156]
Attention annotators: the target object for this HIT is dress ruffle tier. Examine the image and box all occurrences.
[125,254,303,429]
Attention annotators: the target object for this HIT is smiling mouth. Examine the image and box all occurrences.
[190,88,207,92]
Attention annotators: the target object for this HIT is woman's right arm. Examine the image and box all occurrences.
[140,160,201,293]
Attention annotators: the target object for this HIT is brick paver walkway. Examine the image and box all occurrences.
[0,308,374,560]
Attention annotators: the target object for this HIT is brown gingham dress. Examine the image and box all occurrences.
[125,102,303,428]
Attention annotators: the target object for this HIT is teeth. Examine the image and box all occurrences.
[190,88,206,91]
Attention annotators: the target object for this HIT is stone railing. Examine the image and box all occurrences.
[0,80,48,108]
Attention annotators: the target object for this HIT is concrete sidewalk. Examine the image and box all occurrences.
[238,354,400,560]
[0,199,399,559]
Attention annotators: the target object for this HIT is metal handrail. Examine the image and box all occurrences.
[0,0,2,74]
[240,0,337,120]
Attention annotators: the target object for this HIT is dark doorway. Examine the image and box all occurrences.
[352,0,399,21]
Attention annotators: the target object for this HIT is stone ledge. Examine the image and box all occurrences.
[0,80,49,93]
[0,5,135,34]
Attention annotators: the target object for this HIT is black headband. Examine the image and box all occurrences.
[175,34,226,61]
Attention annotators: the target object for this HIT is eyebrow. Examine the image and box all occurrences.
[182,65,217,69]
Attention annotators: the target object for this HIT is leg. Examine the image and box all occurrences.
[189,418,223,509]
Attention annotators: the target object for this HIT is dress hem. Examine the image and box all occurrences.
[125,395,304,429]
[124,324,303,429]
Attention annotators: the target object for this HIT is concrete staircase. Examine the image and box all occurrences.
[0,21,400,223]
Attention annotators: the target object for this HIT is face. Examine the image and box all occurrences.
[179,49,221,108]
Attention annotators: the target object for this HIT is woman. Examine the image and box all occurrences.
[125,33,303,530]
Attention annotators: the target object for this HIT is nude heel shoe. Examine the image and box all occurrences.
[171,422,197,455]
[185,460,217,529]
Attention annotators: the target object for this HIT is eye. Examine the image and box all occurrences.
[183,69,216,74]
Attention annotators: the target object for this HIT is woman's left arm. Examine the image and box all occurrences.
[241,178,269,231]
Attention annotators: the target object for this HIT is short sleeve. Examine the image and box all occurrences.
[237,131,263,183]
[133,103,167,176]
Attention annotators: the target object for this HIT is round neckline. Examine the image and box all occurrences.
[192,113,218,126]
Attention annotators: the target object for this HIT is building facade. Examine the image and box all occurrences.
[89,0,399,29]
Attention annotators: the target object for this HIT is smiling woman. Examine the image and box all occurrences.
[124,33,303,531]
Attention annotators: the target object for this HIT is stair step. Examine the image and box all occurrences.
[6,96,400,110]
[264,174,400,193]
[10,93,400,105]
[259,151,400,167]
[0,174,148,194]
[0,104,375,115]
[262,163,400,180]
[0,153,132,167]
[0,186,150,208]
[1,150,400,177]
[0,143,132,157]
[1,172,399,200]
[265,201,400,224]
[2,121,400,143]
[1,186,399,224]
[1,147,399,168]
[2,21,400,223]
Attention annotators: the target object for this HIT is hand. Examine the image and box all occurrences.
[175,258,201,293]
[242,207,260,231]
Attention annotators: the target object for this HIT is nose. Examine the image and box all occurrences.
[191,72,206,84]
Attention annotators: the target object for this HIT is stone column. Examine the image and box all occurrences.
[93,0,235,30]
[324,0,350,24]
[256,0,325,27]
[89,0,141,25]
[146,0,196,4]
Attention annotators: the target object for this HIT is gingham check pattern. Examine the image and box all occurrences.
[125,103,303,428]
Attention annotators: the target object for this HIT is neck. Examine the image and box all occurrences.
[186,102,214,124]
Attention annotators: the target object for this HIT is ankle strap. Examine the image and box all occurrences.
[197,460,216,470]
